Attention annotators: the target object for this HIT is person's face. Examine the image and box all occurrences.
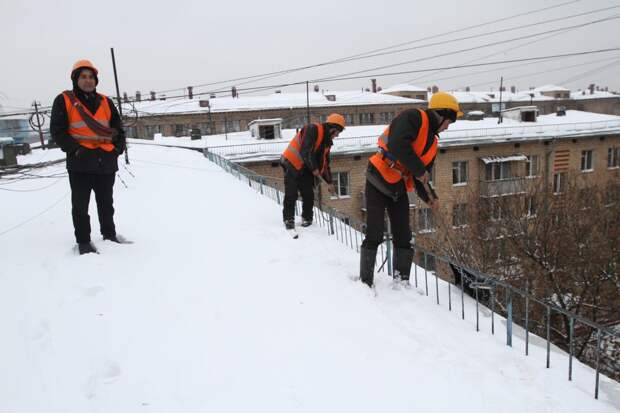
[437,118,453,133]
[330,128,342,138]
[77,69,96,92]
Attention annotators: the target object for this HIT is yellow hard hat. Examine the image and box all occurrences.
[429,91,463,118]
[326,113,346,130]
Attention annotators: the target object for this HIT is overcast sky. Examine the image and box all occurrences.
[1,0,620,111]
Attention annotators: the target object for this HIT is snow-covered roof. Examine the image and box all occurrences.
[200,110,620,162]
[125,90,424,116]
[533,84,571,93]
[379,83,427,94]
[571,90,618,100]
[4,144,620,412]
[248,118,282,126]
[0,137,15,145]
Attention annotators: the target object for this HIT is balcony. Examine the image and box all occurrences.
[480,177,527,197]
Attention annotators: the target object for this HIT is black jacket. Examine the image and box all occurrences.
[367,108,440,203]
[282,123,334,184]
[51,88,125,174]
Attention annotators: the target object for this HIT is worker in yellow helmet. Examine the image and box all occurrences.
[359,91,462,289]
[280,113,346,232]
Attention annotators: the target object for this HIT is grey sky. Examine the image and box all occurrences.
[1,0,620,111]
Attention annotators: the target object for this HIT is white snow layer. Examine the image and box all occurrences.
[1,145,619,413]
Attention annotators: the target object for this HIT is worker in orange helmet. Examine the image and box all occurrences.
[280,113,345,231]
[50,59,127,255]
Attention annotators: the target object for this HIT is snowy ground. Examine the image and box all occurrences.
[1,145,619,412]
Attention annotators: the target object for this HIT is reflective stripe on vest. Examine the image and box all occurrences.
[282,123,325,171]
[62,92,115,151]
[369,109,437,192]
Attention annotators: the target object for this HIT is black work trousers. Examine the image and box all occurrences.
[68,171,116,244]
[361,179,412,250]
[282,167,315,222]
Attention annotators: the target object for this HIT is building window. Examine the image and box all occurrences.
[344,114,355,125]
[379,112,395,124]
[452,203,468,227]
[331,172,350,199]
[418,208,435,232]
[452,161,468,185]
[553,172,567,194]
[485,162,511,181]
[174,124,186,136]
[359,113,375,125]
[319,114,328,123]
[608,147,620,168]
[421,252,436,271]
[526,155,539,177]
[581,150,594,172]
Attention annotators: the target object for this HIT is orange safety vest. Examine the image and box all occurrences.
[281,123,329,173]
[369,109,437,192]
[62,92,115,152]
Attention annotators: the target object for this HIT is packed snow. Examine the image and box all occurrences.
[1,144,619,412]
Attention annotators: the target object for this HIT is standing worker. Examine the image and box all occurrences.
[359,92,462,288]
[280,113,345,231]
[51,59,127,255]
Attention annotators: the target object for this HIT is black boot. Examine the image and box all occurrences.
[360,246,377,288]
[393,247,414,288]
[78,242,98,255]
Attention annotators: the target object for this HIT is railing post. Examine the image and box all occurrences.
[568,317,574,381]
[460,267,465,320]
[595,329,601,399]
[385,214,393,277]
[525,296,530,356]
[424,253,428,296]
[435,262,440,305]
[490,288,495,335]
[546,306,551,368]
[506,290,513,347]
[475,285,480,332]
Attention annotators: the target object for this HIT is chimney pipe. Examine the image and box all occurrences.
[150,91,156,101]
[123,92,128,103]
[187,86,193,99]
[135,91,141,102]
[371,79,377,93]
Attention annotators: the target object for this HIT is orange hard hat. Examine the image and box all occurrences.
[71,59,98,76]
[326,113,346,130]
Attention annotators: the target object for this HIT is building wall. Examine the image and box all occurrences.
[128,96,620,139]
[130,102,423,139]
[239,133,620,226]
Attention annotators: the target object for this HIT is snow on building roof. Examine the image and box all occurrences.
[571,90,618,100]
[201,110,620,162]
[379,83,427,94]
[533,84,571,92]
[4,143,620,412]
[126,90,423,116]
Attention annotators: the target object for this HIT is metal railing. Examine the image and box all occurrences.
[204,148,619,399]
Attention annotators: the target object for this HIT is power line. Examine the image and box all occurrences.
[315,14,620,82]
[150,0,585,95]
[455,55,620,89]
[122,47,620,109]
